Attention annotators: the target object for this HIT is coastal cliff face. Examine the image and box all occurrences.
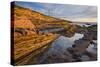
[11,5,76,37]
[11,2,97,65]
[11,4,77,65]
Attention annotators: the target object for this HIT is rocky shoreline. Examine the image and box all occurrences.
[37,24,97,63]
[67,24,97,62]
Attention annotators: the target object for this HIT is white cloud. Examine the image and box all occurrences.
[37,3,97,19]
[15,2,97,20]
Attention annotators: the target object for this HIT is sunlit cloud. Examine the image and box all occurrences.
[15,1,97,22]
[63,18,97,22]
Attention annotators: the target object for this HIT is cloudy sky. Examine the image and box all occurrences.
[15,1,97,22]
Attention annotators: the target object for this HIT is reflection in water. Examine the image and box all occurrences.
[80,55,90,61]
[28,33,97,64]
[40,28,64,33]
[48,33,84,54]
[86,40,97,54]
[31,33,84,64]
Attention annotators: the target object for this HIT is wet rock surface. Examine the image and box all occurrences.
[66,25,97,62]
[43,25,97,63]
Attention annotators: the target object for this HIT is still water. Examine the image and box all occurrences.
[29,33,84,64]
[27,24,97,64]
[47,33,84,54]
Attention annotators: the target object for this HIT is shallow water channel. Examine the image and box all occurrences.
[27,33,85,64]
[27,24,97,64]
